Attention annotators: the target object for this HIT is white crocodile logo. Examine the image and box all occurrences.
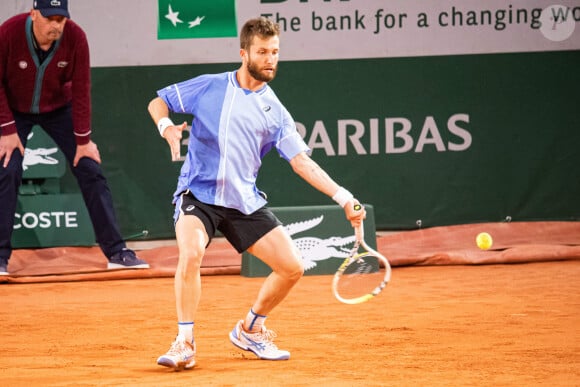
[285,215,355,271]
[22,132,59,171]
[23,148,59,170]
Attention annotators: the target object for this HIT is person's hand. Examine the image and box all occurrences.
[163,121,187,161]
[344,200,366,228]
[73,141,101,166]
[0,132,25,168]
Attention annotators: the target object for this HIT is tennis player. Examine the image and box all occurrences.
[148,16,365,369]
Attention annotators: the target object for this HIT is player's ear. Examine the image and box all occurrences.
[241,48,252,62]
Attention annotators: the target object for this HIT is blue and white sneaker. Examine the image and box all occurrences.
[157,337,196,370]
[229,320,290,360]
[107,248,149,269]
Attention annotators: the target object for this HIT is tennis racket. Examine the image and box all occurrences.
[332,205,391,304]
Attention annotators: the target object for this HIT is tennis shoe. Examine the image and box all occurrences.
[157,337,196,370]
[107,248,149,269]
[229,320,290,360]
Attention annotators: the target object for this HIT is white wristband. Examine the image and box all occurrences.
[332,187,354,208]
[157,117,174,137]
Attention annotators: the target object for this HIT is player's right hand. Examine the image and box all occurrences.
[0,132,25,168]
[345,200,366,228]
[164,121,187,161]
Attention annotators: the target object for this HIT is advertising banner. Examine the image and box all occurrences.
[3,1,577,66]
[241,205,376,277]
[12,194,94,248]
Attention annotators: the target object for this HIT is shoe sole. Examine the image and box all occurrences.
[157,356,196,370]
[107,263,150,270]
[229,328,290,361]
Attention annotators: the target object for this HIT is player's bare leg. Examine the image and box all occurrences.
[247,225,304,315]
[157,215,208,370]
[174,215,208,324]
[229,226,303,360]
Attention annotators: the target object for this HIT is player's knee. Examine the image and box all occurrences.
[279,256,304,282]
[177,245,204,272]
[276,267,303,285]
[289,263,304,282]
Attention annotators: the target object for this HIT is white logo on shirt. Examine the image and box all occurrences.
[19,61,28,69]
[57,61,68,68]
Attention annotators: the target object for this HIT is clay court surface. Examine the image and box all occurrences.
[0,260,577,386]
[1,222,579,386]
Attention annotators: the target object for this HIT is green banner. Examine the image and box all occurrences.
[242,205,376,277]
[12,194,94,248]
[83,50,579,239]
[157,0,237,40]
[22,126,66,180]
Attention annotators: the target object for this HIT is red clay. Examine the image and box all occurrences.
[1,260,578,386]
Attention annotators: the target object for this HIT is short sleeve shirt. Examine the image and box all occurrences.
[157,71,310,214]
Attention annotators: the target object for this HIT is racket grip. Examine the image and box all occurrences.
[353,204,364,240]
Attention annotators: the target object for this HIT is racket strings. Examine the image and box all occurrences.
[336,253,385,301]
[332,223,391,304]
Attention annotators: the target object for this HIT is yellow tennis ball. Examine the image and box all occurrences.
[476,232,493,250]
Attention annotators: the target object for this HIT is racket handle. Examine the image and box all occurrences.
[353,204,365,241]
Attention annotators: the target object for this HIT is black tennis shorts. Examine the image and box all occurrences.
[173,190,282,253]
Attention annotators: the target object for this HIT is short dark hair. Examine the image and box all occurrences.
[240,17,280,50]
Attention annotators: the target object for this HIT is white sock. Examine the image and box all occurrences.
[244,309,266,333]
[178,321,194,343]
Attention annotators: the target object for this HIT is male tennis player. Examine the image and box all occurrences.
[148,16,365,369]
[0,0,149,275]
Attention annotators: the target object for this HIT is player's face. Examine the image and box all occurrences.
[31,10,67,44]
[245,35,279,83]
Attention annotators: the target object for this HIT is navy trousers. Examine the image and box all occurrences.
[0,105,126,261]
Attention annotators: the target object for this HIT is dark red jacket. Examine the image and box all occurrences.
[0,13,91,144]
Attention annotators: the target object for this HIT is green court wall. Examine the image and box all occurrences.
[55,50,579,239]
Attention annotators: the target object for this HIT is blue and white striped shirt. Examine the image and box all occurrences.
[158,71,310,215]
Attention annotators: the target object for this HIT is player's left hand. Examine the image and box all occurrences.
[73,141,101,166]
[345,200,366,228]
